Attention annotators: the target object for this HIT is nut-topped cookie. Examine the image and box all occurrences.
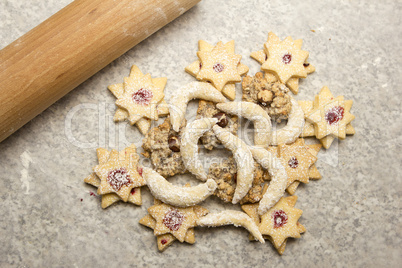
[196,100,239,150]
[142,117,187,178]
[207,157,269,204]
[242,72,292,123]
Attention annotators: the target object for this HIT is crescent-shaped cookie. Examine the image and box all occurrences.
[181,118,218,181]
[212,125,255,204]
[196,210,265,243]
[249,146,288,215]
[270,96,304,145]
[169,82,227,132]
[216,102,272,148]
[142,167,217,207]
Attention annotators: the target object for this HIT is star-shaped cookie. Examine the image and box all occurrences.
[242,192,305,255]
[304,87,355,148]
[147,202,199,243]
[286,142,322,195]
[299,87,356,149]
[278,138,318,186]
[93,145,146,202]
[258,195,304,251]
[251,32,315,95]
[266,139,318,193]
[140,197,208,251]
[84,145,143,208]
[109,65,169,134]
[255,32,311,87]
[185,40,249,100]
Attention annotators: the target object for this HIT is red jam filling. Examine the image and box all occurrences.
[163,209,184,231]
[199,62,202,69]
[325,106,344,125]
[137,167,143,176]
[282,54,292,64]
[130,188,136,195]
[288,157,298,168]
[132,88,153,106]
[272,210,288,228]
[213,63,224,73]
[161,239,168,245]
[107,168,131,191]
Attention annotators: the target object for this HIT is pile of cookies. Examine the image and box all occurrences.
[84,32,355,254]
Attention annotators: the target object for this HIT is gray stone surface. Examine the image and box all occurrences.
[0,0,401,267]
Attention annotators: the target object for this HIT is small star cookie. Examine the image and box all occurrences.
[242,190,305,255]
[93,145,146,202]
[109,65,167,134]
[185,40,249,100]
[265,139,320,194]
[252,32,312,91]
[147,202,200,243]
[278,138,318,186]
[84,145,142,208]
[259,196,304,253]
[286,143,322,195]
[299,87,356,149]
[139,197,208,252]
[303,87,355,148]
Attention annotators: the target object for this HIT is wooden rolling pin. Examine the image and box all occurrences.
[0,0,200,143]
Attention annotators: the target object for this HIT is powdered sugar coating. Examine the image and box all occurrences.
[249,146,288,215]
[270,96,305,145]
[143,167,217,207]
[212,125,255,204]
[163,209,185,231]
[107,168,131,191]
[216,102,272,148]
[180,118,218,181]
[169,82,227,132]
[196,210,265,243]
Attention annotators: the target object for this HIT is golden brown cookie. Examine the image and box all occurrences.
[84,145,142,208]
[185,40,249,100]
[286,143,322,195]
[258,196,304,254]
[93,145,146,202]
[142,117,187,178]
[108,65,168,134]
[242,72,292,123]
[207,157,269,204]
[278,138,317,186]
[260,33,310,85]
[140,197,208,252]
[147,203,198,243]
[241,191,306,255]
[301,86,356,149]
[84,144,142,208]
[265,139,320,195]
[251,32,315,94]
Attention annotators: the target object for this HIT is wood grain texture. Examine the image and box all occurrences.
[0,0,200,142]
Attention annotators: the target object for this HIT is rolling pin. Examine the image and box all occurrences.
[0,0,201,143]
